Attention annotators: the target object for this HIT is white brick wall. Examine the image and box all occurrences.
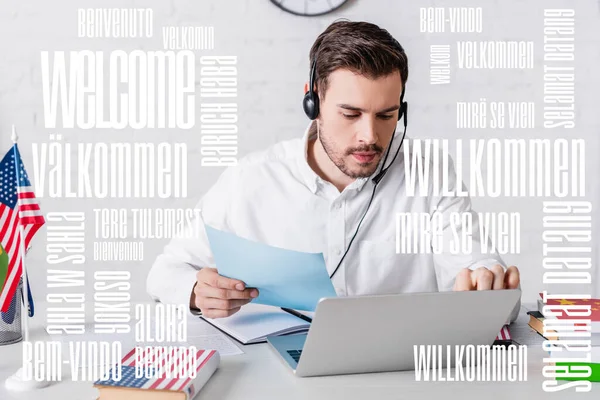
[0,0,598,305]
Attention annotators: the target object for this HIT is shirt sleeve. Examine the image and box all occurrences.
[145,166,238,314]
[430,153,521,323]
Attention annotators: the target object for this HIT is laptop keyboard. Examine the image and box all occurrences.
[287,349,303,363]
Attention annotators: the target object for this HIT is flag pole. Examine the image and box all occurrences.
[11,125,30,343]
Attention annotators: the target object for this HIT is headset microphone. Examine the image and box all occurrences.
[371,94,407,185]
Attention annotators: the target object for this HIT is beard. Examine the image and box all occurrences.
[317,121,385,179]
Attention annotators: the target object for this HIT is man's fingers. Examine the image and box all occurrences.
[453,265,520,292]
[216,275,246,290]
[453,268,474,291]
[210,274,245,290]
[473,267,493,290]
[201,307,242,319]
[197,297,251,311]
[196,285,258,300]
[504,266,520,289]
[490,264,505,290]
[192,268,258,316]
[199,268,246,290]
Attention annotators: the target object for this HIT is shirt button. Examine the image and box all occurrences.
[335,249,342,256]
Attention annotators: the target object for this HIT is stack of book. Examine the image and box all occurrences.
[528,295,600,382]
[94,347,220,399]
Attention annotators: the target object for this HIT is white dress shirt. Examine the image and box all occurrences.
[147,122,518,318]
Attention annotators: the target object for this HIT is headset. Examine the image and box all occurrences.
[302,37,409,280]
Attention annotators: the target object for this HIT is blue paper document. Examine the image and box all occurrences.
[204,226,337,311]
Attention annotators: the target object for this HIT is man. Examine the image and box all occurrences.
[147,21,520,319]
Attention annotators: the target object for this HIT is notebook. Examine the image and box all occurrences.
[94,347,220,400]
[201,303,311,344]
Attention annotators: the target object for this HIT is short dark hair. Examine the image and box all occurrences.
[309,20,409,99]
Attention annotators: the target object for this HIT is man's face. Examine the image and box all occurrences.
[317,69,402,179]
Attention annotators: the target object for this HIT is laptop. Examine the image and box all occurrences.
[267,289,521,377]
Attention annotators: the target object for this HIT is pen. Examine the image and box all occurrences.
[281,307,313,323]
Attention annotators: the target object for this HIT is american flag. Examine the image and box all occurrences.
[496,325,511,341]
[95,347,217,396]
[0,144,45,312]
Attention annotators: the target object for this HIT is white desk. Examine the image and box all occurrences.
[0,304,598,399]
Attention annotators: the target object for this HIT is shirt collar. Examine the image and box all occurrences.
[297,121,371,194]
[297,122,320,194]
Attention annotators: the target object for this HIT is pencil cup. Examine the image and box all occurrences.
[0,279,22,345]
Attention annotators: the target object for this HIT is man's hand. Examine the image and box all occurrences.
[453,265,520,291]
[190,267,259,318]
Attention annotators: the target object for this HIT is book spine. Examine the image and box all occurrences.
[555,363,600,382]
[547,344,599,364]
[185,350,221,400]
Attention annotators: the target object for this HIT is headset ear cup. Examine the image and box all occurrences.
[302,93,313,119]
[303,92,319,120]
